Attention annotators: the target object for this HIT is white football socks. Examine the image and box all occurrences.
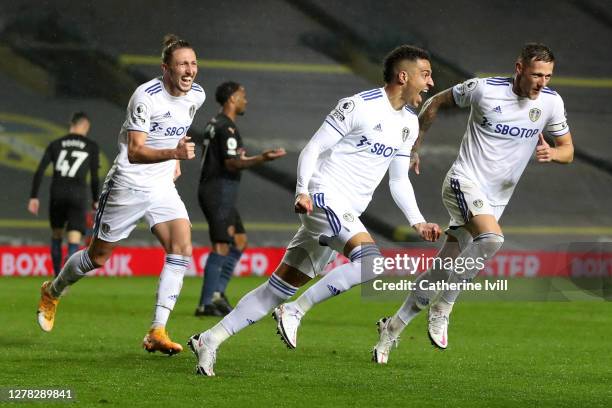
[211,273,298,346]
[291,244,381,314]
[151,254,190,328]
[388,238,464,336]
[442,233,504,303]
[50,249,97,297]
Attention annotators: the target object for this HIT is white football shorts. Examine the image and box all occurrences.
[442,173,505,227]
[93,180,189,242]
[282,192,368,278]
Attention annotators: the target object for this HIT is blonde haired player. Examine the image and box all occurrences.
[36,34,206,355]
[373,43,574,364]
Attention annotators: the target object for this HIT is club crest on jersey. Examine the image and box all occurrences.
[189,104,196,119]
[401,127,410,142]
[473,199,484,208]
[342,212,355,222]
[529,108,541,122]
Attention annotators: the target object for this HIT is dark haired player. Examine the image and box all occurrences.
[188,45,441,376]
[194,81,286,317]
[29,112,100,276]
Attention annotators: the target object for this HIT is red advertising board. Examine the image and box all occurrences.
[0,246,610,277]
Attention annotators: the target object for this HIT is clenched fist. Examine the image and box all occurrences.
[176,136,195,160]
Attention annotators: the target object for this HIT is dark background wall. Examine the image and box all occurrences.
[0,0,610,248]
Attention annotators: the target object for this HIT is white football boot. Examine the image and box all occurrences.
[272,303,303,349]
[427,305,450,349]
[187,332,217,376]
[372,317,399,364]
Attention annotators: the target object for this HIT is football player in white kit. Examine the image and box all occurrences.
[36,34,206,355]
[187,45,441,376]
[372,43,574,364]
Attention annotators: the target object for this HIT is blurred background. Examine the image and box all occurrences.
[1,0,611,250]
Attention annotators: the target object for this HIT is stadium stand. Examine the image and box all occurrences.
[0,0,610,249]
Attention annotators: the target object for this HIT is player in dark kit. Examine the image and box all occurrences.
[28,112,100,276]
[194,81,286,316]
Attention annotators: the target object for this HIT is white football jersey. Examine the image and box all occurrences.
[450,77,569,205]
[308,88,419,214]
[108,77,206,190]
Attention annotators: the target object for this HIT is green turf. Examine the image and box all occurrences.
[1,277,611,407]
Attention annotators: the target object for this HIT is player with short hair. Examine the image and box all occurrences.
[28,112,99,276]
[372,43,574,364]
[36,34,206,355]
[188,45,441,376]
[194,81,285,316]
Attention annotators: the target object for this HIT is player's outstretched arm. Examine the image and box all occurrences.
[412,88,457,174]
[536,132,574,164]
[224,148,286,171]
[418,88,457,135]
[127,131,195,163]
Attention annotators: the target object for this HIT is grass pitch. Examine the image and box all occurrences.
[1,277,611,407]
